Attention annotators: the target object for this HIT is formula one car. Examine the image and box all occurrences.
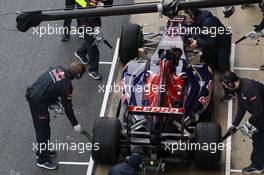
[91,15,222,172]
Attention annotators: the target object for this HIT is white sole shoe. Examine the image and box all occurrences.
[75,52,88,65]
[36,162,58,170]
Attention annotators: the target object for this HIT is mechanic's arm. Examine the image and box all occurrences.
[246,86,264,126]
[61,85,78,127]
[255,17,264,31]
[197,19,218,48]
[232,95,246,127]
[255,4,264,31]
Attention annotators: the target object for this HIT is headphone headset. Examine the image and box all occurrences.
[223,80,236,89]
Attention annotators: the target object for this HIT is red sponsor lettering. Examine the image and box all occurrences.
[129,106,183,114]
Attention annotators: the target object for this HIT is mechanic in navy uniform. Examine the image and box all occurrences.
[185,9,234,102]
[26,61,86,170]
[75,0,112,80]
[107,153,143,175]
[254,2,264,32]
[256,17,264,31]
[221,71,264,174]
[61,0,82,41]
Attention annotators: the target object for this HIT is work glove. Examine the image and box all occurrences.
[238,120,258,138]
[228,125,237,134]
[74,123,82,133]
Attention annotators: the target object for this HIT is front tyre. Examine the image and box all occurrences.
[195,122,222,169]
[92,117,121,164]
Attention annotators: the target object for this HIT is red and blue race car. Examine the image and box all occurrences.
[91,15,222,173]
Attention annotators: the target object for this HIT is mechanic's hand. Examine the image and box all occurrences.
[239,120,258,138]
[228,125,237,134]
[74,123,82,133]
[190,39,198,49]
[244,120,253,129]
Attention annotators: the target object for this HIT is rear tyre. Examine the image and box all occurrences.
[195,122,222,169]
[119,23,142,64]
[92,117,121,164]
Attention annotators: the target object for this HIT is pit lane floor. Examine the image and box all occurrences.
[95,2,264,175]
[0,0,132,175]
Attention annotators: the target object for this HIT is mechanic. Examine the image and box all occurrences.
[223,2,264,31]
[221,71,264,174]
[61,0,82,41]
[186,9,234,102]
[254,1,264,32]
[257,19,264,31]
[186,9,231,72]
[26,61,86,170]
[107,153,143,175]
[75,0,112,80]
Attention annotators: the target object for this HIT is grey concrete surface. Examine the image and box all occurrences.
[0,0,132,174]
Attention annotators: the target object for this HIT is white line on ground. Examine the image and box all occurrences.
[234,67,260,71]
[230,169,243,173]
[99,38,120,118]
[225,43,236,175]
[99,61,113,65]
[85,38,120,175]
[86,158,94,175]
[59,161,90,166]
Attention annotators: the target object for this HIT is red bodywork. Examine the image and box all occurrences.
[143,59,185,109]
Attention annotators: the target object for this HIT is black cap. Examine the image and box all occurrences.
[220,71,239,83]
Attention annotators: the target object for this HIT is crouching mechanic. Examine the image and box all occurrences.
[107,153,143,175]
[254,1,264,32]
[221,71,264,174]
[25,61,86,170]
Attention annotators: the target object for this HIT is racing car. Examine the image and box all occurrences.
[91,15,222,172]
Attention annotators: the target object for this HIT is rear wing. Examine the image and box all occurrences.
[128,106,183,116]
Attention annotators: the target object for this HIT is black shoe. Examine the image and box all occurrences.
[220,93,236,102]
[37,160,58,170]
[88,71,102,80]
[61,33,70,41]
[242,165,264,174]
[75,52,88,64]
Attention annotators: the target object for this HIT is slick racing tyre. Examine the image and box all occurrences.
[195,122,222,169]
[119,23,142,64]
[92,117,121,164]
